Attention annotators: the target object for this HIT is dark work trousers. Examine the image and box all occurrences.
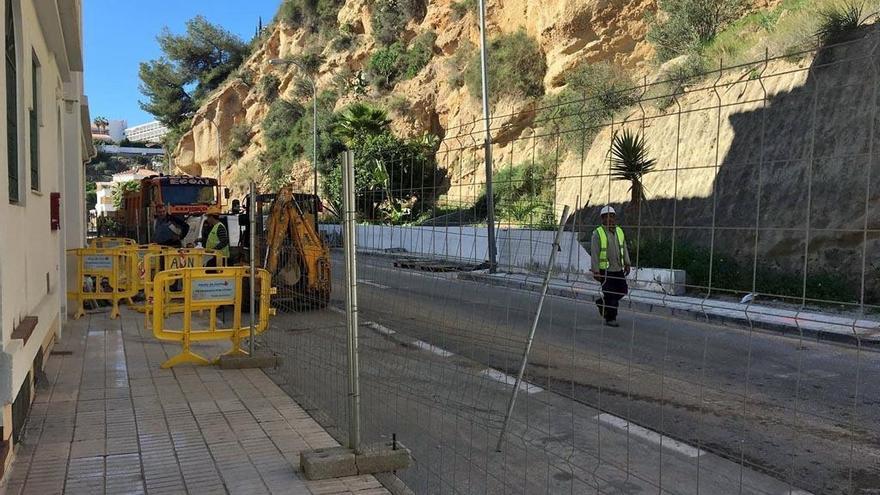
[597,270,628,322]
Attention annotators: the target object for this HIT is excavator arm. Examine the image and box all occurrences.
[263,186,331,309]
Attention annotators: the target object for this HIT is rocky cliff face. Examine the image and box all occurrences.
[174,0,880,301]
[172,0,658,192]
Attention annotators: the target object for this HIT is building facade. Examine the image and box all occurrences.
[0,0,93,476]
[108,118,126,142]
[124,120,167,143]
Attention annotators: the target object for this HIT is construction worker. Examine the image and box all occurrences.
[203,214,229,266]
[589,206,631,327]
[153,206,190,248]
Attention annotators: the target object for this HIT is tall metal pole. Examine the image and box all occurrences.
[478,0,497,273]
[496,205,570,451]
[312,80,319,232]
[342,150,361,453]
[248,181,257,355]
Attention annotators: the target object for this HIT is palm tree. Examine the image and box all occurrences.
[332,103,391,146]
[610,128,656,216]
[93,116,109,133]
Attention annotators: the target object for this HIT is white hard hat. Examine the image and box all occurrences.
[600,205,616,216]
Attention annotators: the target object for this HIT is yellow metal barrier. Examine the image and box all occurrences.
[151,267,275,368]
[142,248,228,325]
[67,247,138,319]
[89,237,138,249]
[128,244,165,313]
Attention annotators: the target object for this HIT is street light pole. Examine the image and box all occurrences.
[269,58,320,232]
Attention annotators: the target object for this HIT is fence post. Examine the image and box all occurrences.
[342,150,362,453]
[478,0,497,273]
[249,181,257,355]
[496,205,570,452]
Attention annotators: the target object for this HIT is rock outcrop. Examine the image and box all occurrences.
[172,0,658,190]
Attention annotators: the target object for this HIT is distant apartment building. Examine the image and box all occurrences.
[108,119,126,142]
[90,119,127,144]
[124,120,167,143]
[1,0,94,473]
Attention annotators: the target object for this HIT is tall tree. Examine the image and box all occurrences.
[138,16,248,129]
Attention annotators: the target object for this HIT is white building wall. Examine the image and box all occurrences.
[0,0,88,409]
[108,118,126,142]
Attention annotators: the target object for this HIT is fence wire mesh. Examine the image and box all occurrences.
[257,33,880,495]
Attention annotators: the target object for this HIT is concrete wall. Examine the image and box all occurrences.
[0,0,87,408]
[321,224,592,272]
[322,224,686,294]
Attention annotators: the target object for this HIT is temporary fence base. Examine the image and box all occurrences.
[299,442,412,481]
[217,352,279,369]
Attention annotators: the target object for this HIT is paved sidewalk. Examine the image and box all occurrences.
[1,309,389,495]
[460,270,880,345]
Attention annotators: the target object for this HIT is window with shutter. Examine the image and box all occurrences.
[5,0,19,202]
[30,55,38,191]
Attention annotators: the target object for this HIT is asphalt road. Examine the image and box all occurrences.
[261,252,880,494]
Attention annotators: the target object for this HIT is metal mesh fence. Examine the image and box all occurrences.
[257,33,880,495]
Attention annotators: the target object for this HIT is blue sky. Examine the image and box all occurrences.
[84,0,281,126]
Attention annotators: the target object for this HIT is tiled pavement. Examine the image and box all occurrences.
[2,309,390,495]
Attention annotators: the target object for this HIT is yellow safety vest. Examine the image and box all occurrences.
[595,225,626,270]
[206,222,230,258]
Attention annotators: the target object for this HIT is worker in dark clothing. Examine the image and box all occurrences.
[584,205,631,327]
[153,206,190,248]
[203,214,229,267]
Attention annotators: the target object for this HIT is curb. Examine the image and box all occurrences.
[457,272,880,349]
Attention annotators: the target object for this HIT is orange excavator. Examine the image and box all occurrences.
[246,185,331,310]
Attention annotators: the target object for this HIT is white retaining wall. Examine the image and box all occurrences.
[319,224,686,295]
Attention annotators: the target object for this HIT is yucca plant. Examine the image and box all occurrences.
[817,1,866,45]
[610,129,657,215]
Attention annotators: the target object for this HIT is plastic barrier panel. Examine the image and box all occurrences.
[128,244,165,313]
[142,248,228,325]
[67,247,138,319]
[88,237,138,249]
[151,267,275,368]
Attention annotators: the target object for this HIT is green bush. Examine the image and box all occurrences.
[259,74,281,101]
[451,0,478,20]
[368,43,407,88]
[322,132,438,220]
[386,95,411,114]
[367,31,436,89]
[653,54,706,110]
[490,158,556,226]
[278,0,346,32]
[446,40,474,88]
[647,0,749,61]
[227,124,251,160]
[816,1,867,44]
[112,181,141,209]
[235,67,255,87]
[465,30,547,101]
[261,93,343,188]
[401,31,436,78]
[262,99,306,143]
[539,62,636,154]
[371,0,428,45]
[330,24,356,50]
